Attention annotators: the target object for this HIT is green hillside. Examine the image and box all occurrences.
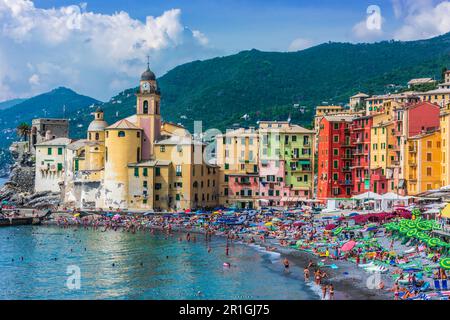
[0,87,100,174]
[69,33,450,135]
[0,98,27,111]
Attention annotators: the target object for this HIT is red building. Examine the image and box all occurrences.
[317,115,355,200]
[350,115,372,195]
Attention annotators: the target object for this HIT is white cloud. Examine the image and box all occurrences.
[393,1,450,40]
[352,5,384,41]
[28,74,40,86]
[288,38,313,52]
[0,0,216,102]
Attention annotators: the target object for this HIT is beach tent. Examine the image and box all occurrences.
[352,191,382,200]
[380,192,410,211]
[352,192,382,211]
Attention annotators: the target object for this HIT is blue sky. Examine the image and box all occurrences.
[0,0,449,101]
[32,0,402,52]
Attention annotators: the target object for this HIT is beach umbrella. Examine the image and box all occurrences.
[340,240,356,252]
[427,237,441,247]
[439,258,450,270]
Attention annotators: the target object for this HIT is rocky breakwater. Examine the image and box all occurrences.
[0,141,60,208]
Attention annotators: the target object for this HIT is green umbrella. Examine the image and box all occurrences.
[439,258,450,270]
[428,237,441,247]
[417,221,432,231]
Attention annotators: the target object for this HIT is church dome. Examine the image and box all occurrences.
[141,67,156,81]
[88,119,108,132]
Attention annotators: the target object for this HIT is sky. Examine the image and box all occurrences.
[1,0,450,102]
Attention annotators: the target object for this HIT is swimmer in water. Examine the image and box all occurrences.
[283,258,290,272]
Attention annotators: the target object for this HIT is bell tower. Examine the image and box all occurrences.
[136,56,161,160]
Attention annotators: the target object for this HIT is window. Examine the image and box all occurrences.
[47,148,52,155]
[143,100,148,114]
[118,131,125,137]
[57,147,63,155]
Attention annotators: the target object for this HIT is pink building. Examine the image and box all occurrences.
[258,159,291,207]
[225,173,259,209]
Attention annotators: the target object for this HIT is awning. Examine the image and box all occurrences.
[281,197,307,202]
[441,203,450,219]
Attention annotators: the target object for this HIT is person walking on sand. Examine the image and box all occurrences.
[321,284,327,300]
[328,284,334,300]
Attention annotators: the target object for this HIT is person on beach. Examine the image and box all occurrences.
[328,284,334,300]
[304,267,310,281]
[321,284,327,300]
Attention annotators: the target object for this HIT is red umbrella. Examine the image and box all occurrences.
[325,223,336,230]
[340,240,356,252]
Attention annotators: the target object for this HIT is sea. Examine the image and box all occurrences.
[0,226,319,300]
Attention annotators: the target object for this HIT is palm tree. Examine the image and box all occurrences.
[16,122,31,141]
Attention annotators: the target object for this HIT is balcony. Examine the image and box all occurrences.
[408,160,417,167]
[342,153,353,159]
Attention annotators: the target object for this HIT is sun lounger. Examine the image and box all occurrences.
[434,280,441,290]
[442,280,448,290]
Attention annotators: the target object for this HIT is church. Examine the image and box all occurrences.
[35,64,220,211]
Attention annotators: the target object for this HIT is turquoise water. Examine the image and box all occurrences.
[0,226,318,300]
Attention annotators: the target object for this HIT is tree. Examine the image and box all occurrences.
[16,122,31,141]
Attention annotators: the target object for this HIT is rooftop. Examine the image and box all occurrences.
[106,118,141,130]
[36,137,72,146]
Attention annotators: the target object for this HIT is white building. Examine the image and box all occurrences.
[35,138,72,193]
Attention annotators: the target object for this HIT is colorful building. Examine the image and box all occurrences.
[36,64,219,211]
[405,130,442,194]
[350,115,372,195]
[317,115,355,199]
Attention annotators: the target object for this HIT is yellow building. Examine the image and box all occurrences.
[418,89,450,108]
[52,63,220,211]
[405,130,441,194]
[440,105,450,187]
